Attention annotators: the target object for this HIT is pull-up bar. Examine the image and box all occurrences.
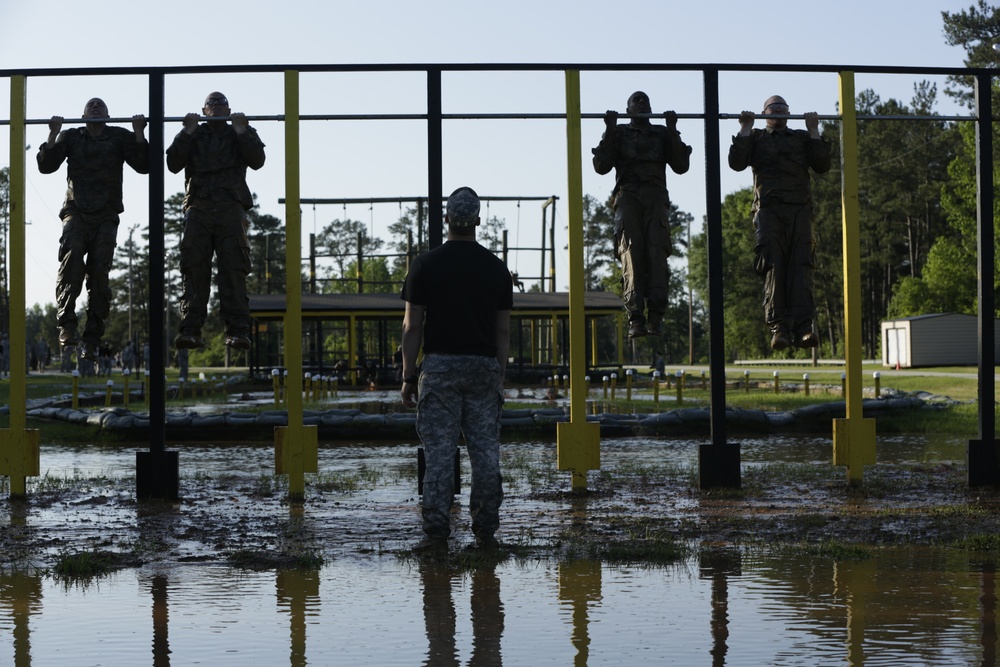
[279,195,557,205]
[4,112,979,126]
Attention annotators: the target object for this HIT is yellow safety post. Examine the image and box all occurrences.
[832,71,876,483]
[610,373,617,401]
[803,373,811,396]
[0,76,41,498]
[625,369,633,401]
[841,372,847,397]
[72,370,80,408]
[283,370,289,407]
[602,375,608,399]
[675,370,684,404]
[304,373,312,402]
[272,368,281,407]
[178,377,185,401]
[105,380,114,407]
[555,69,600,492]
[123,368,131,408]
[873,371,881,399]
[744,370,751,393]
[590,319,598,367]
[276,69,317,502]
[652,371,660,404]
[773,370,780,394]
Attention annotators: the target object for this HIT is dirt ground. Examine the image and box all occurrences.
[3,452,1000,572]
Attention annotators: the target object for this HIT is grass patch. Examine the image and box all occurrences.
[782,539,876,561]
[53,549,136,578]
[225,546,324,570]
[953,534,1000,550]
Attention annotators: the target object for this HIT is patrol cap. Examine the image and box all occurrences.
[446,187,480,228]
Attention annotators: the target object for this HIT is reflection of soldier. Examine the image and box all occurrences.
[728,95,831,350]
[167,91,265,352]
[37,98,149,361]
[593,91,692,339]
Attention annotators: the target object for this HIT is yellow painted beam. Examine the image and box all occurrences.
[0,75,40,498]
[556,69,600,492]
[834,71,876,483]
[281,70,307,501]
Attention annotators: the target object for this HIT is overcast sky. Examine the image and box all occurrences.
[0,0,977,311]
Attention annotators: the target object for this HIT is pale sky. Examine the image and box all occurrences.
[0,0,976,310]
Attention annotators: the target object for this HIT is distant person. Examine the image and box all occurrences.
[176,346,189,379]
[593,91,692,339]
[167,91,265,352]
[728,95,831,351]
[401,186,512,553]
[37,97,148,361]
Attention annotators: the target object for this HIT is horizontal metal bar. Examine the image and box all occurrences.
[0,62,987,79]
[283,195,559,205]
[0,111,980,126]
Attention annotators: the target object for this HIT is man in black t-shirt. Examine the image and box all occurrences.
[400,186,513,553]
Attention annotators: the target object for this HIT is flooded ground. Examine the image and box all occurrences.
[3,431,1000,665]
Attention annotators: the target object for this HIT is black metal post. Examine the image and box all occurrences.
[968,72,998,486]
[427,69,443,249]
[136,69,179,500]
[699,67,741,488]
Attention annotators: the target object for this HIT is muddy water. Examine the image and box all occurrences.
[0,549,995,665]
[0,432,984,665]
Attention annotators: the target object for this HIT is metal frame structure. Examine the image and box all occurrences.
[0,62,996,500]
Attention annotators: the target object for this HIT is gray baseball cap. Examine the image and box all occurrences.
[446,187,480,228]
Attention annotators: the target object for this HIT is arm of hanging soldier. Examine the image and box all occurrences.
[663,111,692,175]
[591,110,619,175]
[804,111,831,174]
[727,110,756,172]
[36,116,68,173]
[231,112,266,170]
[124,115,150,174]
[165,112,200,174]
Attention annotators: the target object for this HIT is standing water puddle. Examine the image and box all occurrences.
[1,432,992,665]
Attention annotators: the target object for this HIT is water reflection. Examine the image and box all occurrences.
[420,558,505,666]
[2,549,1000,664]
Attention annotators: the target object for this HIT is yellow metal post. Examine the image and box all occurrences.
[278,70,317,501]
[556,70,600,492]
[832,71,876,482]
[0,75,41,498]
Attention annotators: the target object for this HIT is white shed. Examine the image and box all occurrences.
[881,313,1000,368]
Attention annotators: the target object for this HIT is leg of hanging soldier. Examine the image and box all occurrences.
[643,187,671,319]
[787,205,816,334]
[81,210,120,342]
[55,205,94,332]
[461,357,504,539]
[214,204,253,336]
[615,191,646,323]
[177,207,215,335]
[754,206,791,333]
[416,354,464,539]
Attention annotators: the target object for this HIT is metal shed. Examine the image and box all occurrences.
[881,313,1000,368]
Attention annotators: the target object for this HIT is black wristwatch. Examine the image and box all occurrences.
[403,376,418,384]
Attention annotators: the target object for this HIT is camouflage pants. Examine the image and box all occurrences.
[56,204,119,343]
[178,202,252,337]
[753,204,815,337]
[614,186,671,325]
[416,354,504,539]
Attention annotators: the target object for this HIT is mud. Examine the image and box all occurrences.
[3,440,999,573]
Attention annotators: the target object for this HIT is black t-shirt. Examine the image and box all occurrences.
[401,240,513,357]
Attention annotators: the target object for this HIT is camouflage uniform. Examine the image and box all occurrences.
[416,353,504,539]
[728,126,831,341]
[166,121,265,339]
[37,125,149,346]
[593,114,691,333]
